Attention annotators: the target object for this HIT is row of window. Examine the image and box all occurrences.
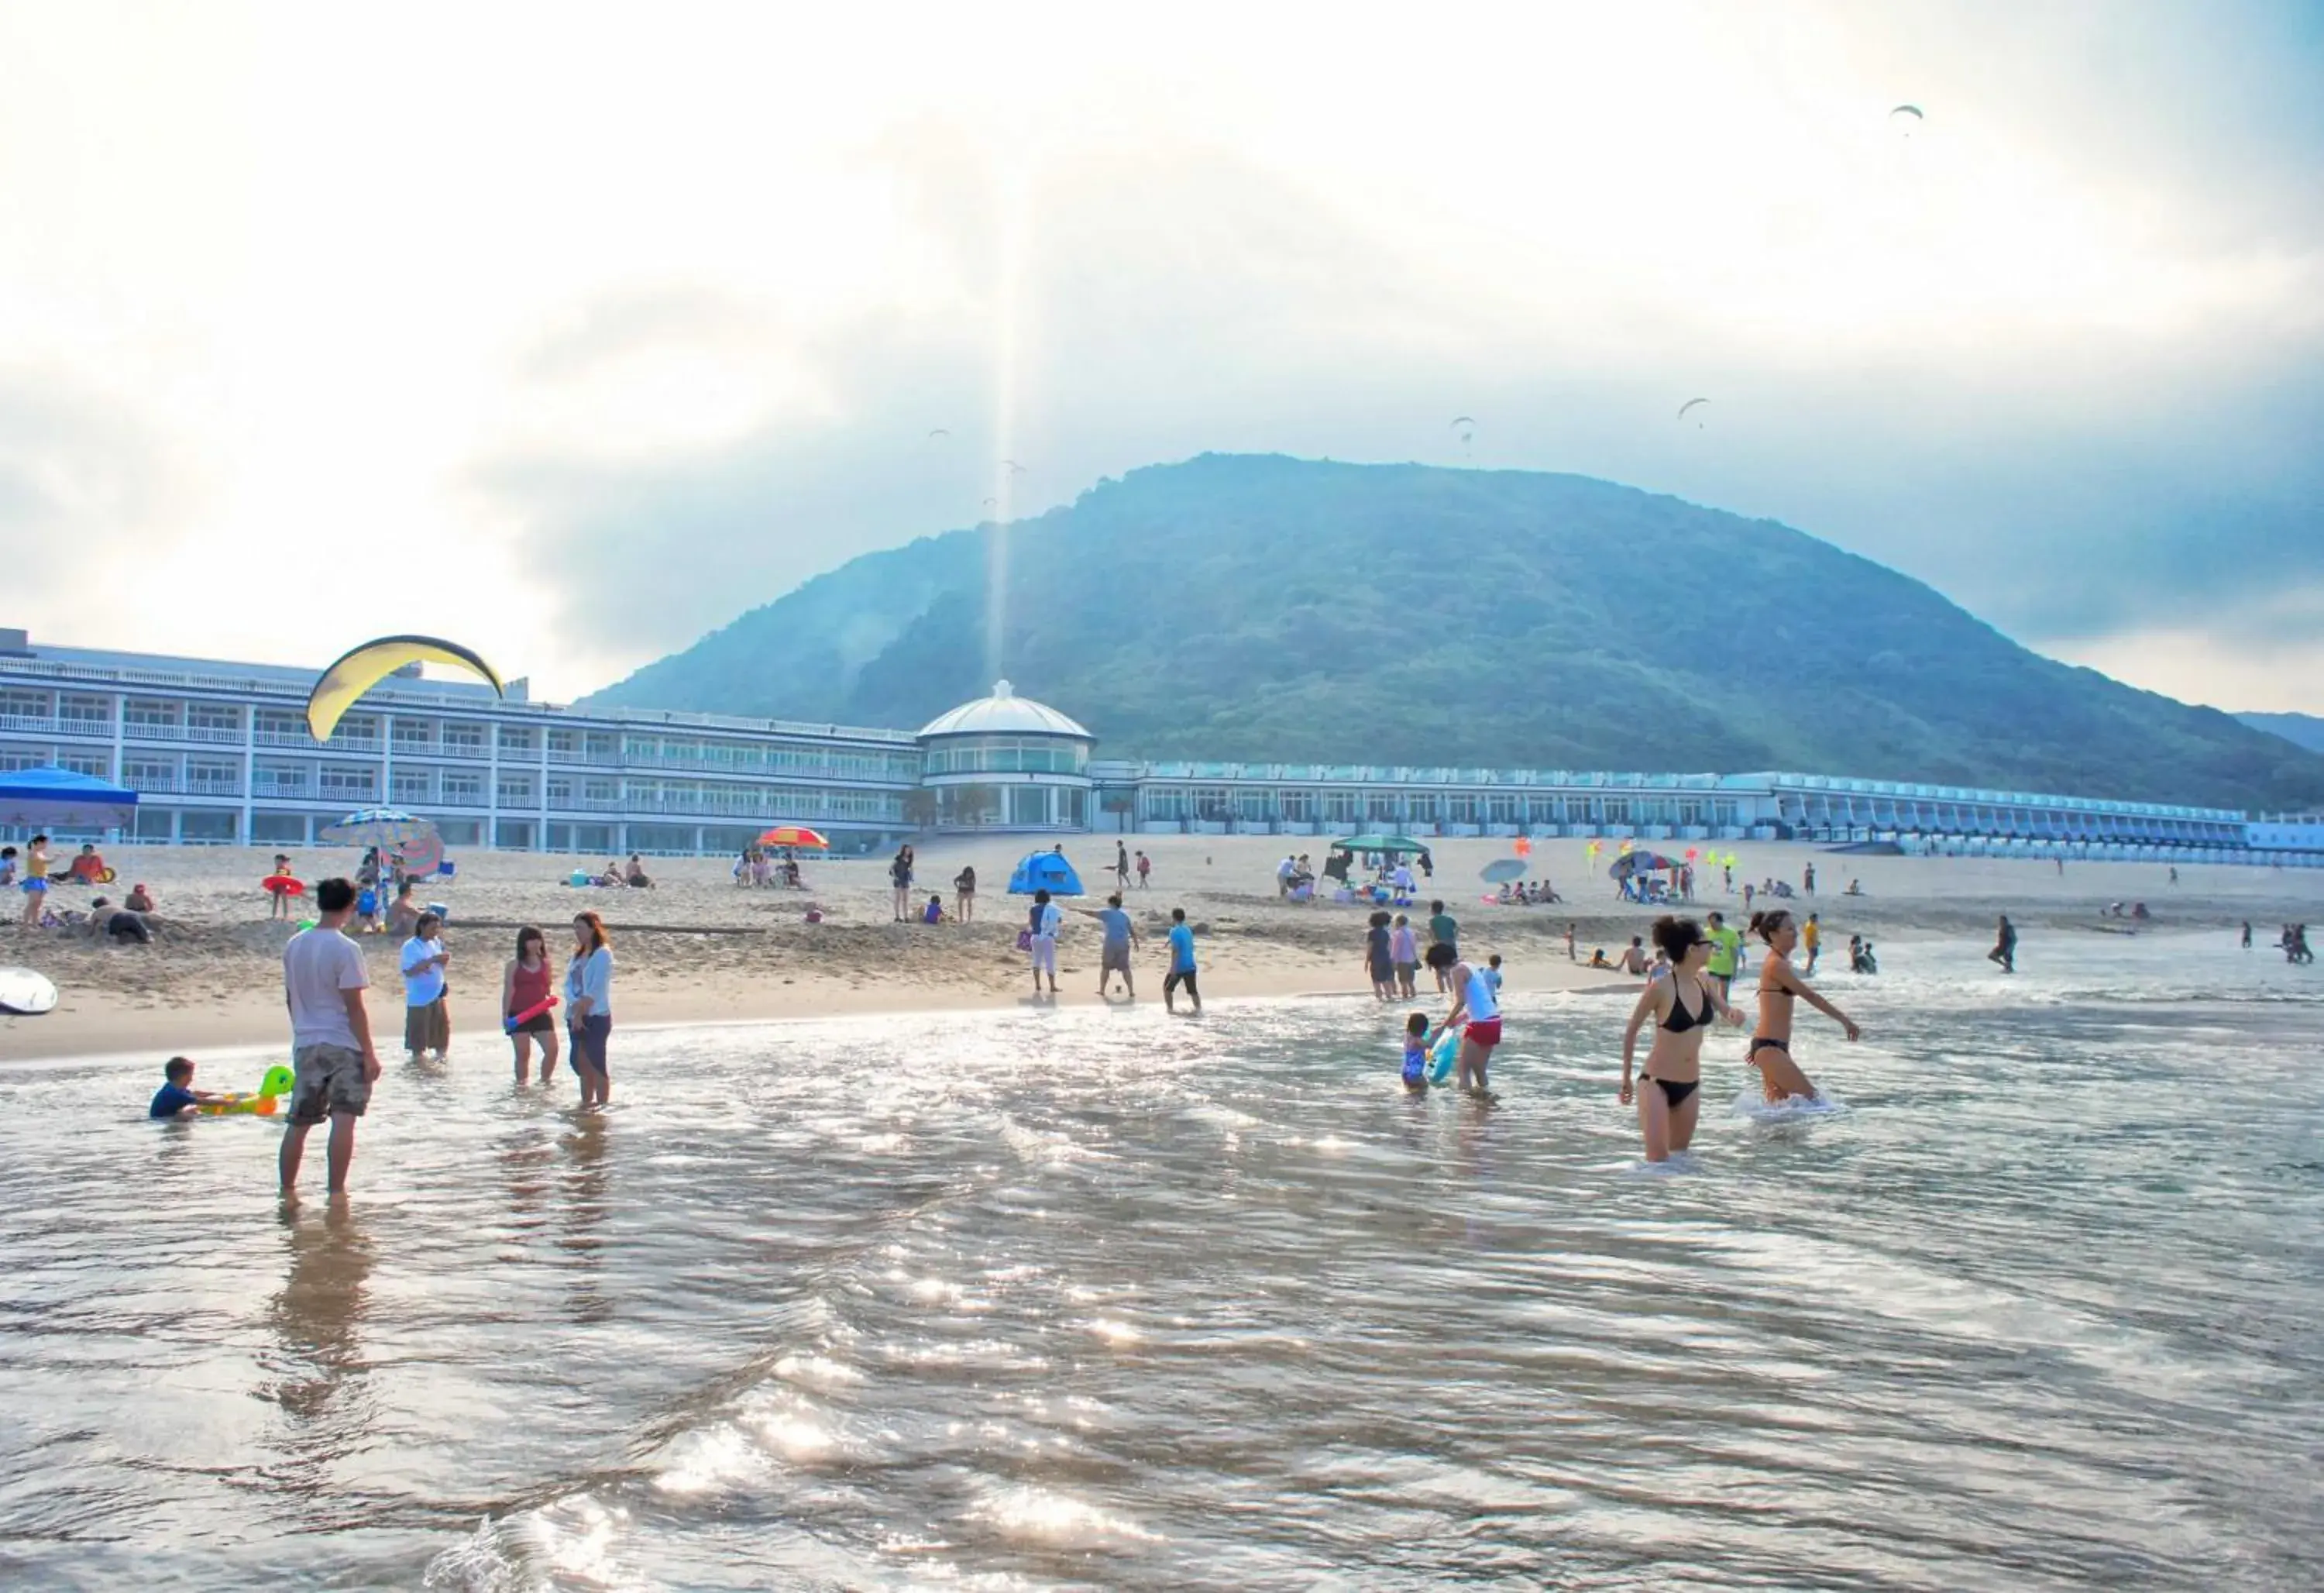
[1136,789,1746,826]
[923,738,1089,776]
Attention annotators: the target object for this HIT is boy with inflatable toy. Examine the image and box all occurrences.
[150,1057,229,1119]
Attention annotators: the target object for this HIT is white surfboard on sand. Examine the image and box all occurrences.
[0,967,59,1016]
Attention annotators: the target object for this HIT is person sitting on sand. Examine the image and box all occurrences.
[1614,936,1650,976]
[125,882,155,914]
[624,855,654,889]
[1589,948,1614,969]
[1844,879,1864,896]
[150,1055,228,1119]
[385,879,422,939]
[596,861,624,888]
[65,843,108,884]
[922,893,945,925]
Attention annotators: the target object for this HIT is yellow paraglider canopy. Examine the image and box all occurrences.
[306,635,505,741]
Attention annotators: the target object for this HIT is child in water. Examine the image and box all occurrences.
[1401,1012,1431,1092]
[149,1056,227,1119]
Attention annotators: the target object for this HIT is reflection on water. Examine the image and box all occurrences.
[0,932,2319,1590]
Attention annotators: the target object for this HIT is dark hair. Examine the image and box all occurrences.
[1368,910,1391,927]
[515,925,545,961]
[1424,941,1456,969]
[1651,916,1704,962]
[414,910,441,934]
[1707,910,1723,926]
[1406,1012,1430,1037]
[315,876,356,913]
[1171,907,1187,923]
[1035,888,1050,904]
[1430,899,1444,913]
[572,910,609,952]
[1749,909,1792,944]
[1488,953,1502,968]
[1631,934,1643,948]
[164,1055,193,1082]
[1109,893,1123,907]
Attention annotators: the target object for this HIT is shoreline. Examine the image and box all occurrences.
[4,834,2309,1068]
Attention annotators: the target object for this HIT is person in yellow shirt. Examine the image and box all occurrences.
[1703,910,1745,999]
[1801,913,1822,975]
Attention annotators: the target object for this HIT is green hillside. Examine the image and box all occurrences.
[585,454,2324,811]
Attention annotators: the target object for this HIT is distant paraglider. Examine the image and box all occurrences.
[1891,104,1923,136]
[307,635,503,743]
[1449,415,1476,454]
[926,428,951,441]
[1000,459,1027,476]
[1677,397,1710,428]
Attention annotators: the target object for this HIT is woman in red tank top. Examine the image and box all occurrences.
[502,925,560,1084]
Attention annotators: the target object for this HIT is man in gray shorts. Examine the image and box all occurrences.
[1095,892,1139,1000]
[280,876,381,1198]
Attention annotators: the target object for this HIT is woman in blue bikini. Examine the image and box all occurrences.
[1619,917,1745,1161]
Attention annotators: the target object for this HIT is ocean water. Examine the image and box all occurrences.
[1,931,2319,1591]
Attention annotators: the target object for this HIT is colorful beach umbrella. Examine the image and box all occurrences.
[1480,858,1529,884]
[320,807,439,850]
[756,825,830,849]
[393,831,446,877]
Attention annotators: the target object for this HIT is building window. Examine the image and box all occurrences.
[546,778,573,805]
[187,759,239,793]
[188,703,242,736]
[547,729,578,757]
[584,733,617,761]
[0,689,50,719]
[442,724,486,756]
[1448,795,1479,824]
[497,724,538,754]
[124,756,177,788]
[58,751,113,779]
[1324,790,1360,824]
[125,698,183,729]
[496,776,535,805]
[441,772,484,803]
[59,693,112,728]
[321,766,376,797]
[1280,790,1315,822]
[1193,786,1230,821]
[390,770,434,805]
[584,779,617,804]
[179,809,238,842]
[393,719,435,748]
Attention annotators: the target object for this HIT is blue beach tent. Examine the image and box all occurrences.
[1007,849,1085,896]
[0,766,139,831]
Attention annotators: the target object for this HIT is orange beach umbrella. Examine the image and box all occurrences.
[757,825,830,849]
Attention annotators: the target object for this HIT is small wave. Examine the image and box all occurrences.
[1730,1086,1847,1121]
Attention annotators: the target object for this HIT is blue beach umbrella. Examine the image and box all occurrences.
[1007,851,1085,896]
[0,765,138,830]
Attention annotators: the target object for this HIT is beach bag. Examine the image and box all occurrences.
[1016,927,1033,951]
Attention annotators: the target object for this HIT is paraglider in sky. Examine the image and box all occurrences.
[1449,415,1476,452]
[1677,397,1710,427]
[1000,459,1027,475]
[926,428,951,441]
[982,497,999,513]
[1891,104,1923,137]
[307,635,504,742]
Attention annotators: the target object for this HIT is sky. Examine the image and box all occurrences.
[1,0,2319,712]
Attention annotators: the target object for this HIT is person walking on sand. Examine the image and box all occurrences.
[1028,887,1061,996]
[1136,851,1151,889]
[1747,908,1860,1105]
[1803,861,1816,896]
[1163,907,1202,1014]
[1363,910,1395,1000]
[1423,941,1501,1093]
[1620,916,1746,1162]
[566,911,614,1107]
[503,926,560,1083]
[19,833,50,927]
[1116,841,1130,890]
[1096,892,1138,999]
[1988,913,2016,974]
[280,878,380,1199]
[2241,920,2252,950]
[889,845,915,922]
[1566,922,1578,962]
[954,864,976,924]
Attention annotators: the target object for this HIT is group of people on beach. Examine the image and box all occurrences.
[171,876,626,1199]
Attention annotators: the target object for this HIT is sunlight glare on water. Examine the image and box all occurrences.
[0,932,2319,1590]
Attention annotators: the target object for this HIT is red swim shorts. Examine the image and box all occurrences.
[1464,1018,1503,1048]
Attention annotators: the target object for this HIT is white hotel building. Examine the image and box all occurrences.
[0,629,2316,865]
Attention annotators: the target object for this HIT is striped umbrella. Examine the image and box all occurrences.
[320,807,440,851]
[757,825,830,849]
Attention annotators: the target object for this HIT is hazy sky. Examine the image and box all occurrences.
[2,1,2319,710]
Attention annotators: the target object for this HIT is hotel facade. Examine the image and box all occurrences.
[2,630,2317,865]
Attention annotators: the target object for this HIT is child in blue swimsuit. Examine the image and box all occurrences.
[1401,1012,1430,1092]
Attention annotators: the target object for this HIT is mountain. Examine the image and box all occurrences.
[584,454,2324,812]
[2237,711,2324,758]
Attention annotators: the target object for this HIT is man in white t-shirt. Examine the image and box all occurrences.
[1277,855,1298,898]
[280,877,380,1197]
[1028,887,1062,997]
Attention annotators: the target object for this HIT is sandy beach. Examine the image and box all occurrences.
[3,834,2315,1066]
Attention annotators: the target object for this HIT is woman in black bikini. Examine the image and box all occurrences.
[1619,917,1745,1162]
[1748,908,1861,1104]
